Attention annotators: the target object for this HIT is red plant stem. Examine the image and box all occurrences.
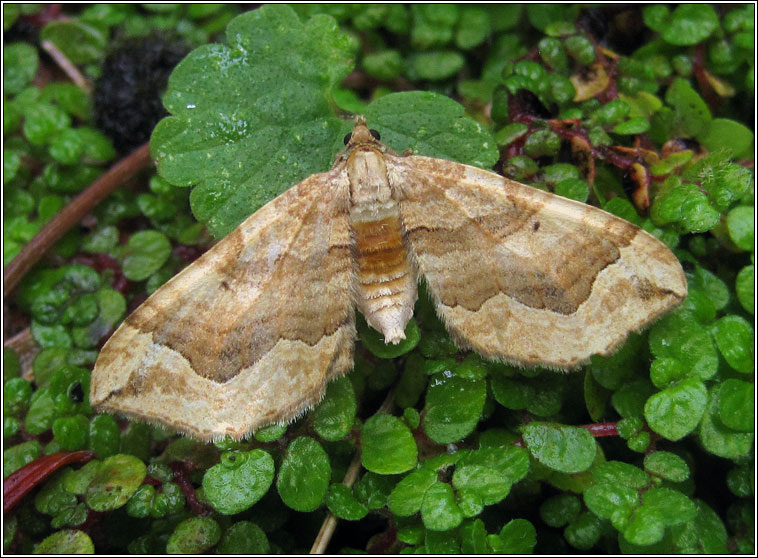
[169,462,209,516]
[579,422,619,437]
[512,422,620,448]
[3,143,152,297]
[4,450,95,515]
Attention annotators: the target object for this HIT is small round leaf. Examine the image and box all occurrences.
[122,230,172,281]
[421,482,463,532]
[216,521,269,554]
[522,422,596,473]
[325,483,369,520]
[276,437,330,512]
[32,530,94,554]
[644,378,708,441]
[203,449,274,515]
[361,414,417,474]
[166,518,221,554]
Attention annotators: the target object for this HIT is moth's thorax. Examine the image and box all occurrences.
[347,148,417,344]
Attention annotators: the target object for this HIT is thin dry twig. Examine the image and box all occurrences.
[310,389,396,554]
[40,39,92,93]
[309,449,363,555]
[3,143,152,297]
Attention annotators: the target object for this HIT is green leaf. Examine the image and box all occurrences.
[216,521,269,554]
[522,422,597,473]
[648,312,718,380]
[726,206,754,251]
[699,119,754,159]
[203,449,274,515]
[735,265,754,314]
[689,265,730,311]
[52,415,89,451]
[452,465,511,506]
[456,8,490,50]
[726,465,753,497]
[353,471,396,510]
[76,127,115,162]
[276,437,330,512]
[555,178,589,202]
[4,42,39,95]
[488,518,537,554]
[622,505,665,546]
[421,482,463,531]
[593,461,649,490]
[32,530,94,554]
[612,117,650,135]
[644,378,708,441]
[253,423,287,443]
[641,487,697,526]
[361,414,417,474]
[122,230,172,281]
[425,528,461,553]
[389,467,437,516]
[127,485,155,518]
[490,373,531,410]
[49,128,84,164]
[40,19,107,64]
[152,4,356,237]
[540,493,582,528]
[407,51,465,80]
[70,288,126,349]
[62,460,101,495]
[4,440,41,477]
[643,451,690,482]
[325,483,369,520]
[85,454,147,511]
[166,518,221,554]
[24,389,57,435]
[363,49,404,80]
[4,377,33,415]
[643,5,669,32]
[584,483,638,521]
[712,315,754,374]
[423,370,486,444]
[718,379,754,432]
[661,4,719,46]
[564,511,603,551]
[41,83,90,119]
[699,385,753,459]
[461,445,529,484]
[687,500,730,553]
[460,518,490,554]
[396,354,427,409]
[23,103,71,146]
[665,79,711,138]
[363,91,498,169]
[312,375,357,441]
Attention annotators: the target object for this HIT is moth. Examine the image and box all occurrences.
[91,117,687,441]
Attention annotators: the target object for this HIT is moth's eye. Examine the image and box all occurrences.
[370,129,381,141]
[343,133,352,145]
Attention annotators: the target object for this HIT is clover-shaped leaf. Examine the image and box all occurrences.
[152,6,496,238]
[152,4,356,237]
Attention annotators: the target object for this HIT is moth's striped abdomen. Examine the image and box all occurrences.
[347,147,417,343]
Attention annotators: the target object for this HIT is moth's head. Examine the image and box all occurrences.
[343,115,382,148]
